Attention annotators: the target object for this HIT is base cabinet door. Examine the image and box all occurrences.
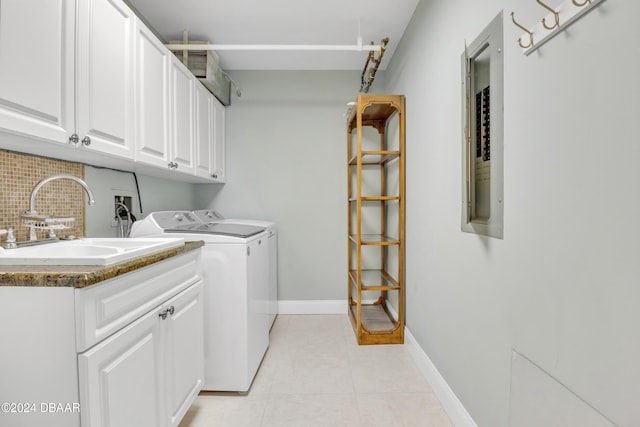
[79,281,203,427]
[78,308,164,427]
[164,282,204,427]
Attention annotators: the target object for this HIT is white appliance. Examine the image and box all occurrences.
[130,210,276,392]
[192,209,278,328]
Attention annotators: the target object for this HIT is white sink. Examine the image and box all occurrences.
[0,237,185,266]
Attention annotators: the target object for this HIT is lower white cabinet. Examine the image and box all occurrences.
[0,250,203,427]
[164,283,205,426]
[79,305,165,427]
[79,281,203,427]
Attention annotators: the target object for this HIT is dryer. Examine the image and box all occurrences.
[130,211,271,392]
[192,209,278,328]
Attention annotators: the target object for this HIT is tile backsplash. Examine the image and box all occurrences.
[0,150,86,243]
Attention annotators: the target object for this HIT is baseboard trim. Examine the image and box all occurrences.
[277,299,347,314]
[404,327,478,427]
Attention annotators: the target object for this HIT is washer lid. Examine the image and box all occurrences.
[164,222,265,238]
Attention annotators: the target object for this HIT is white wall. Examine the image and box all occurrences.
[84,165,196,237]
[84,2,640,424]
[384,0,640,426]
[195,70,360,301]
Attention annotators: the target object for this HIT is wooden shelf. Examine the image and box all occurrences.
[349,234,400,245]
[348,196,400,202]
[349,269,400,291]
[346,94,405,346]
[348,302,403,345]
[347,95,402,132]
[348,150,400,166]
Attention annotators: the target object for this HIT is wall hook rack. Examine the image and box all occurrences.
[536,0,560,30]
[512,0,606,55]
[510,12,534,48]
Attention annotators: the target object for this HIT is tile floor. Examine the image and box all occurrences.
[179,314,453,427]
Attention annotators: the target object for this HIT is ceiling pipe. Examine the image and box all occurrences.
[165,42,382,52]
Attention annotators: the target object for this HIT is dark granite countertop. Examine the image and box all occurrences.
[0,240,204,288]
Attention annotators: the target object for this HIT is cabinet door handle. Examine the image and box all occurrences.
[159,309,168,320]
[167,306,175,315]
[81,136,91,146]
[211,173,218,179]
[69,133,79,145]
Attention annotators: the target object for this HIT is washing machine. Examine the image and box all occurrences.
[130,210,271,392]
[192,209,278,328]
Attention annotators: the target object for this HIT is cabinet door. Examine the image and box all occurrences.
[0,0,74,144]
[164,282,204,427]
[170,56,196,175]
[76,0,135,158]
[195,83,214,179]
[212,98,226,182]
[135,20,171,168]
[79,307,164,427]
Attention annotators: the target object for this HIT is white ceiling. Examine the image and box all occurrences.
[125,0,419,70]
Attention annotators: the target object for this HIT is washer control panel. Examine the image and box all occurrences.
[192,210,225,222]
[151,211,201,229]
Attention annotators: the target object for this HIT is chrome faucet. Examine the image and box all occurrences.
[25,174,96,241]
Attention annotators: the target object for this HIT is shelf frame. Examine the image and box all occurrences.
[347,94,405,345]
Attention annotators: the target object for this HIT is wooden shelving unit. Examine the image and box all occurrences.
[347,94,405,345]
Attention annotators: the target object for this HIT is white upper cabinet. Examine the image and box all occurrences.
[212,98,226,182]
[195,82,214,179]
[0,0,226,183]
[76,0,135,158]
[0,0,74,144]
[138,50,225,182]
[135,22,171,169]
[169,56,196,175]
[0,0,135,160]
[194,80,225,183]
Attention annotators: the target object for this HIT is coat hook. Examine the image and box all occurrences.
[510,12,534,49]
[572,0,590,6]
[536,0,560,30]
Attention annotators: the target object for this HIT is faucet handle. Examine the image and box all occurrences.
[1,228,17,249]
